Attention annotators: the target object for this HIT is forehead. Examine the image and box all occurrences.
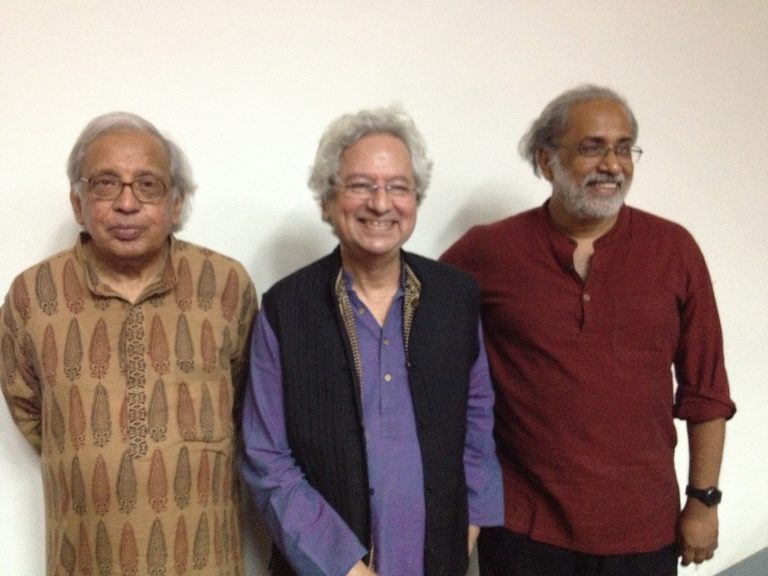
[562,99,633,142]
[84,130,170,172]
[340,133,413,175]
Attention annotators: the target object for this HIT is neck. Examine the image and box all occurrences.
[340,248,402,324]
[88,244,170,303]
[547,196,619,241]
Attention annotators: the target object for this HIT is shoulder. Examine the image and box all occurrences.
[262,252,339,312]
[271,252,338,292]
[172,238,253,281]
[404,252,480,303]
[625,206,700,247]
[7,245,78,288]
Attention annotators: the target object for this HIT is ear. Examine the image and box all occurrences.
[320,198,331,223]
[171,192,184,227]
[537,148,556,182]
[70,188,85,225]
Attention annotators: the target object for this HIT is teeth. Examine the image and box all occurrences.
[364,220,392,227]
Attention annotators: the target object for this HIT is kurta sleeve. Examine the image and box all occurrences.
[241,312,367,575]
[464,322,504,526]
[673,235,735,422]
[0,280,43,454]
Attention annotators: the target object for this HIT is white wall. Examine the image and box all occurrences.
[1,1,766,574]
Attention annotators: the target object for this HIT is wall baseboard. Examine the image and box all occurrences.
[717,548,768,576]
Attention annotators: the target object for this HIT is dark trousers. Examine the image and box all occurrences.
[478,527,677,576]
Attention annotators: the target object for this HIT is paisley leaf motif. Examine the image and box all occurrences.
[174,447,192,510]
[192,512,210,570]
[51,392,66,454]
[174,315,194,373]
[147,518,167,576]
[59,532,76,575]
[45,465,59,519]
[89,318,111,379]
[117,450,137,514]
[222,454,232,505]
[212,452,223,505]
[69,384,86,450]
[119,522,139,576]
[200,319,216,373]
[197,259,216,311]
[197,451,211,507]
[218,377,232,435]
[71,455,87,515]
[64,319,83,381]
[213,511,223,567]
[148,448,169,513]
[58,460,69,515]
[219,327,232,370]
[35,261,58,315]
[78,520,93,575]
[63,257,84,314]
[148,314,170,375]
[92,454,111,515]
[175,257,193,312]
[148,378,168,443]
[95,520,113,576]
[220,268,239,321]
[174,515,188,576]
[200,383,214,441]
[119,392,129,443]
[91,383,111,447]
[176,382,196,440]
[42,324,58,385]
[11,274,31,322]
[1,334,16,387]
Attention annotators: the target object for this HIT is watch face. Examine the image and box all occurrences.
[704,487,722,505]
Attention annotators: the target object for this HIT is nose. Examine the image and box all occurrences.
[598,148,622,173]
[113,182,142,211]
[366,185,392,213]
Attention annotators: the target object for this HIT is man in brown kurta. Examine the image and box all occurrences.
[0,112,257,576]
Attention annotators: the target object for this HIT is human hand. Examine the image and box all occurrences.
[468,524,481,555]
[677,500,718,566]
[345,560,378,576]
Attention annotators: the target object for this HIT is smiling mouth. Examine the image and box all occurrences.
[360,219,395,229]
[586,180,622,195]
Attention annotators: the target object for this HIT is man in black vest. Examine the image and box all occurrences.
[241,105,503,576]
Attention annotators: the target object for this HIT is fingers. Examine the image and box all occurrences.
[680,542,717,566]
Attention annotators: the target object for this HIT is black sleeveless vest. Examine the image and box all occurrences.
[263,249,480,575]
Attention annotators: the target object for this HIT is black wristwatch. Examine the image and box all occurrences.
[685,485,722,507]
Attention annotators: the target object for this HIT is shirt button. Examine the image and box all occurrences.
[384,374,392,382]
[383,338,390,346]
[583,293,591,302]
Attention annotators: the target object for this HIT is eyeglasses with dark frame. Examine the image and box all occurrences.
[79,174,169,204]
[558,139,643,163]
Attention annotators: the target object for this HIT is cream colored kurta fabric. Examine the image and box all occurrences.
[0,235,257,576]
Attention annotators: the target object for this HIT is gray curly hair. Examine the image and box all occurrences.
[67,112,196,230]
[308,104,433,206]
[519,85,638,177]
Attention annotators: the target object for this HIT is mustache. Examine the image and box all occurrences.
[584,172,625,186]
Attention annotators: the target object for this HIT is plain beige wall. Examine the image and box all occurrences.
[1,1,766,574]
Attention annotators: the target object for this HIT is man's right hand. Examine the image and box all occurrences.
[346,560,378,576]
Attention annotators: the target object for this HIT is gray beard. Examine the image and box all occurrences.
[550,156,630,219]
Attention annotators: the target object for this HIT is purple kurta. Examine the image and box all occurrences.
[242,275,502,575]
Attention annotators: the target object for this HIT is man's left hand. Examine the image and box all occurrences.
[677,500,719,566]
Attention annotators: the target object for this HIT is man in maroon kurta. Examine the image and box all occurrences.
[441,85,735,576]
